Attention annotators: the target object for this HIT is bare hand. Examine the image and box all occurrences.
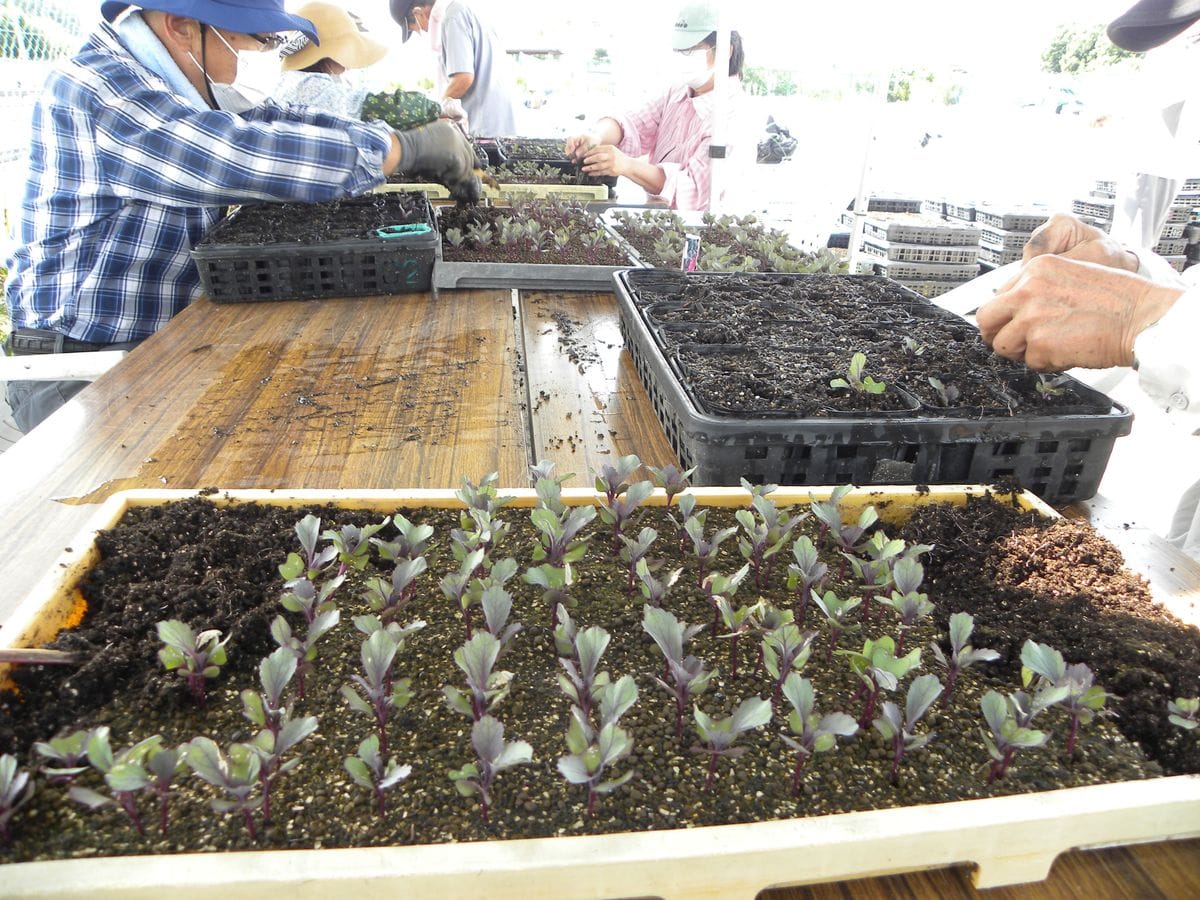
[580,144,628,178]
[1023,212,1139,272]
[564,134,594,162]
[976,254,1181,370]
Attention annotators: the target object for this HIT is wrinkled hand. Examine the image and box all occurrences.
[394,121,481,202]
[976,254,1181,370]
[1023,212,1140,272]
[564,134,596,162]
[579,143,628,178]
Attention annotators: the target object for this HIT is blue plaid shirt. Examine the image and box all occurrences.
[5,23,394,343]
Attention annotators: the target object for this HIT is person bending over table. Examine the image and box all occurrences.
[977,0,1200,558]
[563,1,745,211]
[3,0,480,434]
[273,3,386,119]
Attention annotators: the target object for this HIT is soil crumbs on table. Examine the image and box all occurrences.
[2,493,1198,862]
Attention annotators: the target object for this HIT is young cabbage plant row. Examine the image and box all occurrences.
[6,464,1188,849]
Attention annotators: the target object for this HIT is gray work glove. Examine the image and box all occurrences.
[394,121,482,203]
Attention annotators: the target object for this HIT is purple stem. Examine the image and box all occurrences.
[704,752,719,791]
[242,807,259,841]
[790,752,809,795]
[118,792,145,836]
[729,634,740,680]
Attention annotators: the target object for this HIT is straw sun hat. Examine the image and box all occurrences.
[282,2,386,71]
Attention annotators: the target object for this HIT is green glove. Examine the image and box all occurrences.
[395,122,482,203]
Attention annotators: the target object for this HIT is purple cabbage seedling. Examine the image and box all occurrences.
[452,506,511,562]
[371,512,435,561]
[929,612,998,706]
[980,690,1052,783]
[701,563,750,627]
[440,547,486,637]
[443,631,513,722]
[685,515,738,587]
[666,493,701,551]
[809,486,879,557]
[185,737,263,839]
[735,490,805,588]
[530,503,596,569]
[594,454,642,508]
[322,518,390,575]
[280,575,343,625]
[156,619,229,708]
[786,535,827,621]
[715,595,759,680]
[449,715,533,822]
[779,674,858,795]
[1019,639,1099,753]
[247,711,318,826]
[67,727,162,836]
[647,462,696,507]
[643,605,715,739]
[480,584,523,654]
[344,734,411,817]
[872,673,943,783]
[1056,663,1113,757]
[874,556,934,654]
[811,589,861,662]
[618,526,658,593]
[557,674,639,817]
[241,646,298,738]
[278,513,339,583]
[830,351,886,394]
[691,697,772,791]
[0,753,34,847]
[270,605,339,700]
[364,556,428,622]
[557,623,611,720]
[600,479,655,543]
[846,530,905,622]
[33,728,93,783]
[341,629,414,757]
[762,623,818,707]
[839,635,922,728]
[1169,697,1199,733]
[636,556,682,608]
[524,562,572,624]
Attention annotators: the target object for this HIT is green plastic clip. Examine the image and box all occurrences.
[375,223,432,239]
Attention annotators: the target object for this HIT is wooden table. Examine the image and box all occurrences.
[0,288,1196,897]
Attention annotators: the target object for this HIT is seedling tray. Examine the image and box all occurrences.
[482,182,609,202]
[1154,237,1187,256]
[193,193,437,302]
[614,269,1132,503]
[974,205,1050,232]
[978,244,1024,267]
[2,485,1198,898]
[1160,222,1186,240]
[857,258,980,282]
[1071,198,1114,221]
[860,238,978,265]
[861,214,980,246]
[979,226,1032,251]
[372,182,452,200]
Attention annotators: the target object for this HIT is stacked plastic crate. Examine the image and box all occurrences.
[974,203,1051,271]
[1072,181,1115,234]
[1160,177,1199,273]
[850,198,980,298]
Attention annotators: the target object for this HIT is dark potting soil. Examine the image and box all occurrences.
[626,271,1110,418]
[197,192,432,246]
[438,204,633,266]
[1,493,1195,863]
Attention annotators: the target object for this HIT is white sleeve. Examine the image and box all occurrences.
[1133,248,1187,286]
[1134,284,1200,416]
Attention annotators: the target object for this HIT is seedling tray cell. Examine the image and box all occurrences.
[860,238,978,265]
[943,201,976,221]
[614,269,1131,503]
[861,214,980,246]
[192,193,438,303]
[1166,204,1194,224]
[1160,222,1186,240]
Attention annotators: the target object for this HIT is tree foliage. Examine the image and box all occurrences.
[1042,25,1141,74]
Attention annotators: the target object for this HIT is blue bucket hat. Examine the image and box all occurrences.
[100,1,319,43]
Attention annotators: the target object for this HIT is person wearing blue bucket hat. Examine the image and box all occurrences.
[3,1,480,433]
[976,0,1200,560]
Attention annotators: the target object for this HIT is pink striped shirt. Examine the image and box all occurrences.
[613,84,715,211]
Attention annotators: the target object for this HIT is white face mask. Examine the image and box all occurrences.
[190,28,281,113]
[675,48,714,90]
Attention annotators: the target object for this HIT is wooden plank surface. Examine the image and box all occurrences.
[0,290,528,622]
[520,289,678,479]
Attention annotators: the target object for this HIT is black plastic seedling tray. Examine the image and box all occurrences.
[192,193,438,303]
[613,269,1132,503]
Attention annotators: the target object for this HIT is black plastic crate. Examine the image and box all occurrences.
[613,270,1131,503]
[192,193,437,303]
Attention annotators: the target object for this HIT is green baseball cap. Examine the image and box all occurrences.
[671,2,718,51]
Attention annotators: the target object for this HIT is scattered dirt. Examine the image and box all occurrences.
[1,492,1196,863]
